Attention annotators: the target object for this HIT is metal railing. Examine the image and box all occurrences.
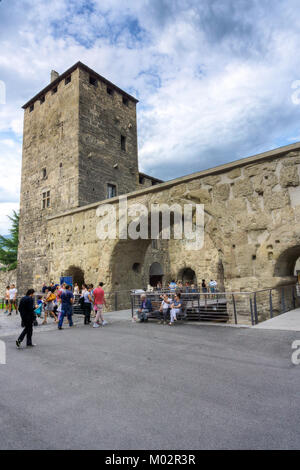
[131,284,300,326]
[1,284,299,325]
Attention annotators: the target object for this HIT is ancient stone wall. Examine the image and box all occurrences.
[44,147,300,300]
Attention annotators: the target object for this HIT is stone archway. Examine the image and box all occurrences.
[178,267,197,285]
[63,265,85,287]
[149,262,164,287]
[274,245,300,279]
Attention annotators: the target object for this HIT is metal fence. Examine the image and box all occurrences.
[1,283,299,325]
[131,284,300,326]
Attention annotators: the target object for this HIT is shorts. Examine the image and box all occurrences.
[45,301,54,312]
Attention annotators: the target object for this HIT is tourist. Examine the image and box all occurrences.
[202,279,207,293]
[81,284,92,325]
[41,282,47,293]
[58,284,74,330]
[43,288,58,324]
[4,285,10,314]
[169,280,177,292]
[93,282,107,328]
[8,284,18,315]
[190,284,197,293]
[156,281,162,291]
[74,283,79,295]
[136,294,152,323]
[16,289,36,348]
[169,293,182,326]
[209,279,217,294]
[159,294,171,325]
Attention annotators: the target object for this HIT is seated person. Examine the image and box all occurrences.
[159,294,172,325]
[136,294,152,323]
[169,293,182,326]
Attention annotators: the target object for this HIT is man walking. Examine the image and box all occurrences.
[16,289,36,348]
[93,282,107,328]
[58,284,74,330]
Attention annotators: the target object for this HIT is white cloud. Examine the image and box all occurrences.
[1,0,300,230]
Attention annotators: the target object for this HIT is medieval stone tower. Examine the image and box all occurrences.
[17,62,142,293]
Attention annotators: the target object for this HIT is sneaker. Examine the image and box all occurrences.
[93,323,100,328]
[27,343,37,347]
[102,320,108,326]
[16,340,21,348]
[58,326,63,330]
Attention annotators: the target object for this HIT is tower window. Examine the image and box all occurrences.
[42,168,47,179]
[65,75,71,85]
[139,175,145,184]
[52,86,58,94]
[107,184,117,199]
[89,76,97,87]
[152,239,158,250]
[29,104,34,112]
[122,96,129,106]
[121,135,126,151]
[40,95,45,104]
[42,191,50,209]
[107,87,114,96]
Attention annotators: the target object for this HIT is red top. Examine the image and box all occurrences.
[93,287,105,305]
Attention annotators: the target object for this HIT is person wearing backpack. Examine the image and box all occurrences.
[42,289,58,324]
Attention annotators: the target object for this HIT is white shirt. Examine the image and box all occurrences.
[161,298,171,309]
[9,288,17,300]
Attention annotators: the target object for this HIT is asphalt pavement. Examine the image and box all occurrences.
[0,314,299,450]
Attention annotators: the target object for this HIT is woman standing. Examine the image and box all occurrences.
[81,284,92,325]
[202,279,207,293]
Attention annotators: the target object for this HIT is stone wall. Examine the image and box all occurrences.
[0,269,17,297]
[43,146,300,300]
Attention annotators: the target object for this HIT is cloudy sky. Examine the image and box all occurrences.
[1,0,300,233]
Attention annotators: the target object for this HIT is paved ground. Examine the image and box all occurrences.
[253,308,300,331]
[0,310,299,450]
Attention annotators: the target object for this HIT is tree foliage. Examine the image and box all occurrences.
[0,210,19,271]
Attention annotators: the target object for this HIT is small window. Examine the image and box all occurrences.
[65,75,71,85]
[107,184,117,199]
[89,76,97,86]
[42,168,47,179]
[42,191,50,209]
[121,135,126,151]
[52,86,58,95]
[151,180,157,186]
[122,96,129,106]
[29,104,34,112]
[139,175,145,184]
[107,87,114,96]
[40,95,45,104]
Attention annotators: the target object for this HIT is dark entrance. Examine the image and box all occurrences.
[63,265,85,287]
[149,262,164,287]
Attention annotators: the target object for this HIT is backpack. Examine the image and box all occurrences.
[79,296,85,309]
[47,293,56,302]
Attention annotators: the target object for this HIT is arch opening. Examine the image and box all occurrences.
[63,265,85,287]
[149,262,164,287]
[274,245,300,279]
[178,267,197,285]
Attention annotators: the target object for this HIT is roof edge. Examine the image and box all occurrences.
[47,141,300,221]
[22,61,139,109]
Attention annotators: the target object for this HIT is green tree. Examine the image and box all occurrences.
[0,210,19,271]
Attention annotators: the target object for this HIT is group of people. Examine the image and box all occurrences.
[153,279,218,294]
[4,284,18,314]
[8,281,108,349]
[136,292,183,326]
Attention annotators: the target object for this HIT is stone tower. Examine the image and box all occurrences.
[17,62,139,293]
